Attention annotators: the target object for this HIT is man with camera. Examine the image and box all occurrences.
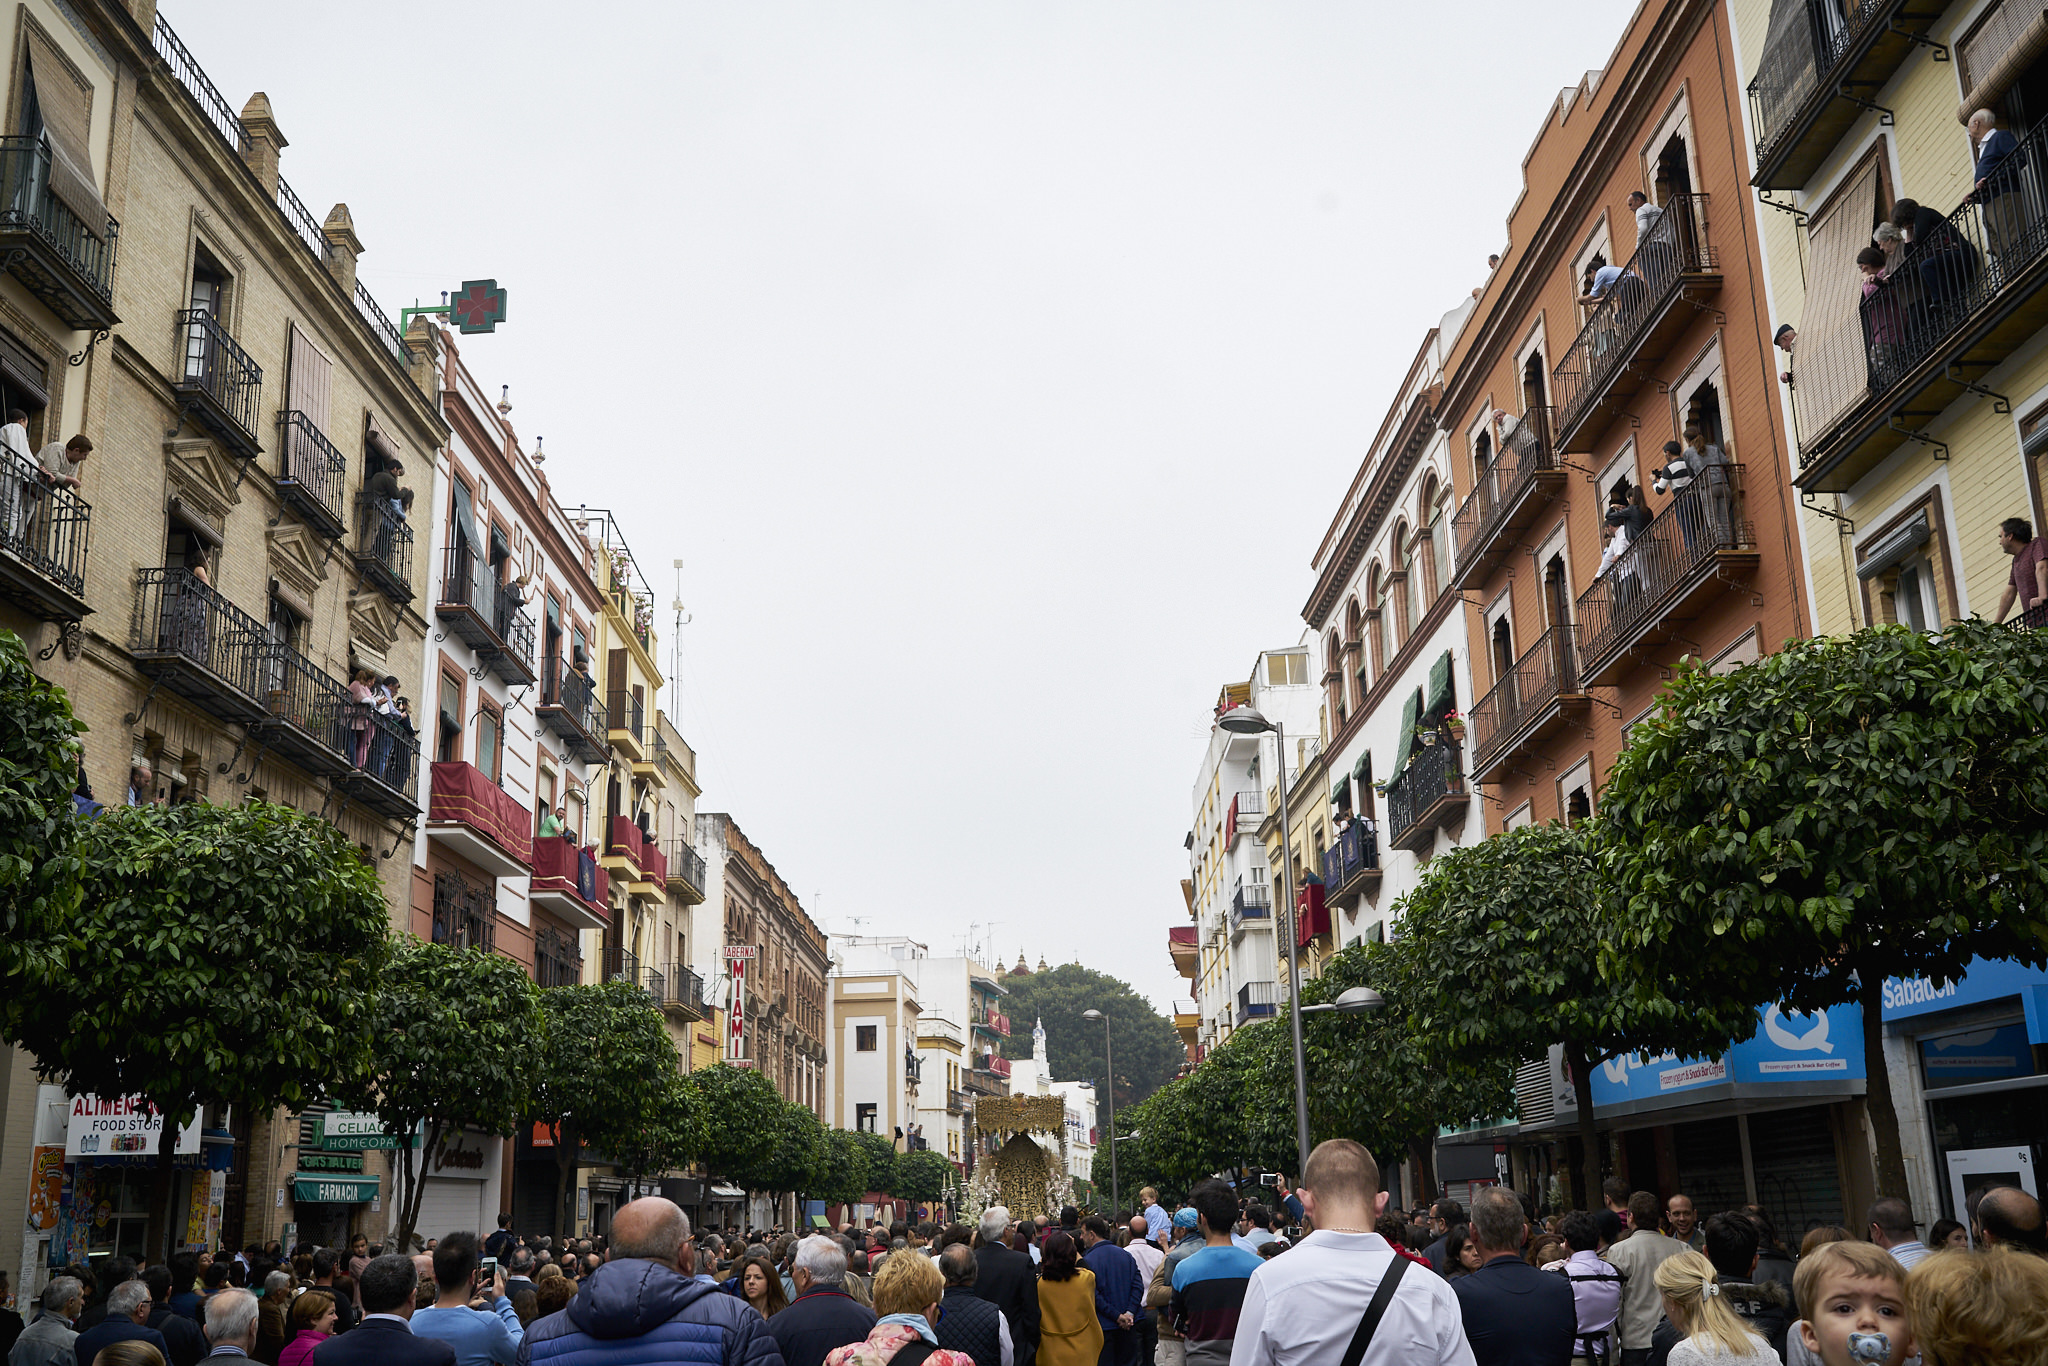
[411,1233,522,1366]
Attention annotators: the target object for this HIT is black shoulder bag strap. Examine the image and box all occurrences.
[892,1338,940,1366]
[1339,1252,1411,1366]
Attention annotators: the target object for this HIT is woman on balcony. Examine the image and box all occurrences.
[346,668,376,768]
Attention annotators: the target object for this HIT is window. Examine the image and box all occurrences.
[1423,476,1449,603]
[184,248,229,382]
[1368,565,1389,674]
[1265,652,1307,685]
[1394,522,1416,645]
[856,1024,878,1052]
[438,671,463,764]
[476,701,501,784]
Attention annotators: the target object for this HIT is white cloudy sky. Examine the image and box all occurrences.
[177,0,1641,1011]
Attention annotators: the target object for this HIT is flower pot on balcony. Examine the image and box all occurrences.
[1445,719,1466,742]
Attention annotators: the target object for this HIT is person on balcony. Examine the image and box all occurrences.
[1968,108,2025,272]
[1858,246,1906,387]
[36,433,89,491]
[1,409,32,545]
[347,669,376,769]
[1774,323,1796,385]
[1596,509,1637,605]
[1995,517,2048,624]
[539,805,567,841]
[1684,425,1734,550]
[1891,197,1978,317]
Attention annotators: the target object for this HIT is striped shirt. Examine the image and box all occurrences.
[1171,1245,1264,1366]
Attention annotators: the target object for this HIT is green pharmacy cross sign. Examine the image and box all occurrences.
[400,279,509,336]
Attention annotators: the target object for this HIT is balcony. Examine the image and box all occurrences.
[980,1054,1012,1080]
[918,1017,963,1047]
[0,137,117,331]
[334,704,420,818]
[434,546,537,686]
[1551,195,1719,452]
[604,816,662,900]
[971,1005,1011,1038]
[1747,0,1948,192]
[666,837,707,903]
[273,412,348,540]
[537,657,606,764]
[250,640,352,778]
[961,1069,1002,1096]
[1222,789,1264,844]
[173,310,262,460]
[426,759,534,877]
[1168,925,1198,979]
[351,493,413,603]
[1319,820,1381,901]
[655,964,706,1021]
[130,568,268,721]
[0,443,89,622]
[1229,883,1272,935]
[945,1088,968,1115]
[635,837,668,897]
[529,834,610,931]
[1385,736,1467,855]
[1469,628,1591,785]
[1450,407,1564,590]
[606,689,646,762]
[1794,119,2048,491]
[1573,467,1758,687]
[1235,980,1276,1027]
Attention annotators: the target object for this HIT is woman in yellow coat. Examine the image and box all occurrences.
[1036,1230,1104,1366]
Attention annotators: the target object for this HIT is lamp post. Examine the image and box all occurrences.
[1299,986,1386,1016]
[1082,1008,1119,1213]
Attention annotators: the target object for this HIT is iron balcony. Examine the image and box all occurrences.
[1449,406,1563,590]
[0,137,117,331]
[173,310,262,460]
[1468,627,1591,785]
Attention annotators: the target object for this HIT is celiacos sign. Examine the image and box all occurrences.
[317,1112,421,1151]
[65,1095,202,1158]
[1589,1003,1865,1108]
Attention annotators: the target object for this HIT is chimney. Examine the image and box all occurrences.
[321,203,363,296]
[239,93,286,197]
[404,314,441,401]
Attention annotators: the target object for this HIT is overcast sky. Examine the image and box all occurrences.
[178,0,1641,1012]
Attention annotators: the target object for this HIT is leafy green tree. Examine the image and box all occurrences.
[892,1149,956,1205]
[1115,1019,1293,1195]
[1600,625,2048,1204]
[345,940,545,1247]
[605,1064,702,1185]
[848,1130,899,1197]
[812,1129,873,1206]
[997,964,1183,1108]
[758,1102,826,1202]
[688,1063,787,1194]
[529,982,686,1234]
[1302,943,1516,1206]
[0,628,82,981]
[2,800,390,1258]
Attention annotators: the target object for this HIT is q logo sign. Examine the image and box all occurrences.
[1762,1005,1832,1054]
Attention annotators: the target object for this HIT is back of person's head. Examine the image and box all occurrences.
[1058,1206,1078,1229]
[1739,1204,1781,1253]
[979,1205,1010,1247]
[873,1246,943,1317]
[432,1230,480,1291]
[1404,1220,1432,1248]
[1601,1177,1629,1207]
[1857,245,1888,270]
[1374,1213,1408,1242]
[1907,1247,2048,1365]
[1526,1233,1565,1268]
[1800,1225,1851,1258]
[938,1242,977,1287]
[1654,1251,1755,1356]
[202,1262,230,1290]
[97,1256,139,1298]
[143,1265,174,1304]
[795,1234,847,1288]
[311,1248,338,1281]
[535,1264,563,1284]
[1040,1230,1081,1282]
[1703,1211,1760,1278]
[1791,1240,1903,1326]
[1244,1203,1271,1231]
[1867,1196,1917,1243]
[1559,1211,1600,1254]
[1302,1139,1379,1213]
[358,1255,420,1315]
[95,1343,164,1366]
[204,1288,259,1346]
[42,1275,82,1315]
[1186,1180,1237,1238]
[1892,198,1922,229]
[508,1246,535,1276]
[509,1289,538,1329]
[610,1199,690,1264]
[289,1290,334,1333]
[106,1281,152,1320]
[534,1278,575,1316]
[1627,1191,1660,1232]
[1593,1210,1623,1247]
[1976,1186,2048,1252]
[1081,1214,1113,1242]
[1469,1187,1526,1254]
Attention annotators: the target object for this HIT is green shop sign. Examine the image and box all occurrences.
[316,1112,420,1151]
[292,1175,380,1204]
[298,1151,364,1173]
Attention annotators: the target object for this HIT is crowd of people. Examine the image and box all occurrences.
[8,1148,2047,1366]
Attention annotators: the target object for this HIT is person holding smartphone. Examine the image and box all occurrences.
[410,1233,522,1366]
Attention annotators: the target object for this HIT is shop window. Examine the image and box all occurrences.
[1920,1021,2040,1089]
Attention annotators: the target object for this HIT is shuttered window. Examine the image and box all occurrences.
[1792,154,1886,441]
[21,30,105,240]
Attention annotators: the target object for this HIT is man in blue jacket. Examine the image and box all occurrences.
[1450,1188,1575,1366]
[766,1236,873,1366]
[517,1199,782,1366]
[1076,1217,1143,1366]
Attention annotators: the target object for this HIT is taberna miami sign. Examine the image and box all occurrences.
[1589,1002,1866,1112]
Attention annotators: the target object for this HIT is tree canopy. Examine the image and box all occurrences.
[1600,623,2048,1202]
[687,1063,788,1193]
[997,963,1183,1108]
[892,1148,957,1204]
[0,628,82,982]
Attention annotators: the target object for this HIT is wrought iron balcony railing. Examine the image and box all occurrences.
[1386,737,1464,853]
[537,655,605,761]
[352,492,413,602]
[0,441,89,611]
[131,567,267,716]
[1319,820,1380,895]
[1235,980,1276,1024]
[1745,0,1939,190]
[1230,882,1272,931]
[175,309,262,455]
[255,636,353,776]
[0,136,118,328]
[275,411,348,537]
[1449,406,1559,587]
[1470,627,1583,778]
[608,689,645,747]
[1552,195,1715,445]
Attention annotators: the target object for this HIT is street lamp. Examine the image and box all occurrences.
[1298,986,1387,1017]
[1083,1008,1119,1212]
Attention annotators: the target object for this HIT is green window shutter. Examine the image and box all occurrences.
[1426,650,1454,717]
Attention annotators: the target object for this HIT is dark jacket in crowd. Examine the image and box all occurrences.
[72,1317,171,1366]
[971,1244,1038,1366]
[147,1305,211,1366]
[1451,1255,1577,1366]
[766,1289,873,1366]
[1645,1277,1790,1365]
[933,1288,1003,1366]
[516,1259,782,1366]
[1078,1242,1144,1334]
[313,1317,454,1366]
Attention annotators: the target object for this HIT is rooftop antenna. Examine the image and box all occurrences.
[670,559,691,718]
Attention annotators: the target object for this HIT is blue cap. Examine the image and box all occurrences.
[1172,1207,1199,1229]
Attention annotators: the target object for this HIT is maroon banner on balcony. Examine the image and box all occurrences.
[639,839,667,884]
[429,761,533,867]
[1297,882,1330,947]
[532,835,607,917]
[609,815,644,862]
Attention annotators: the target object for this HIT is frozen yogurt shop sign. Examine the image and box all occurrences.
[1588,1003,1866,1110]
[66,1095,201,1157]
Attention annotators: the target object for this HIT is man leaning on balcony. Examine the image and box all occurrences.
[1995,517,2048,625]
[1969,109,2024,272]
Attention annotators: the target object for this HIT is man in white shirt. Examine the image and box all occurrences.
[1627,191,1662,243]
[1229,1139,1474,1366]
[1865,1198,1929,1270]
